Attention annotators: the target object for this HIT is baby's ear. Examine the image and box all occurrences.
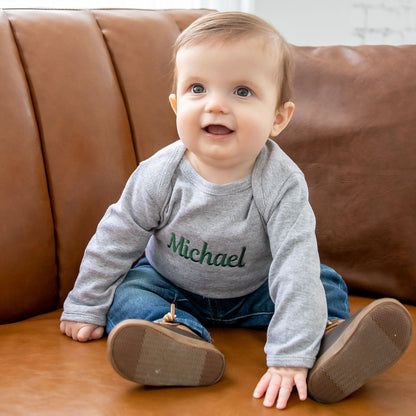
[270,101,295,137]
[169,94,178,114]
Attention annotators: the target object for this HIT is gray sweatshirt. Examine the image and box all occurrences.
[62,139,327,368]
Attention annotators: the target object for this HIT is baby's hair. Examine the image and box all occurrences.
[171,11,294,108]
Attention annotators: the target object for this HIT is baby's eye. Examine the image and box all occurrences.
[234,87,252,97]
[191,84,205,94]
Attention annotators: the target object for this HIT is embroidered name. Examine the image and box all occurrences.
[167,232,246,268]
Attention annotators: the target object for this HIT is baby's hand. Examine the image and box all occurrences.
[253,366,308,409]
[60,320,104,342]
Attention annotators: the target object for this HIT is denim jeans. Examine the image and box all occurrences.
[106,259,350,342]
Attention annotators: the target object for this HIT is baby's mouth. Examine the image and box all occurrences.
[204,124,234,135]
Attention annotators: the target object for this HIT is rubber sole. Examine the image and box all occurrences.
[308,298,413,403]
[107,319,225,386]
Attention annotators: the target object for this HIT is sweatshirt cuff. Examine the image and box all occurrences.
[266,355,316,369]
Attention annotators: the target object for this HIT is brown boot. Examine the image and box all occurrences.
[308,298,413,403]
[107,312,225,387]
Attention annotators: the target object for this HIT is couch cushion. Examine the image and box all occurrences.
[7,10,138,305]
[0,297,414,415]
[0,11,57,323]
[93,10,179,161]
[3,9,213,310]
[279,45,416,304]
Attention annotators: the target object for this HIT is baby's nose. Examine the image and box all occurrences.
[204,93,229,113]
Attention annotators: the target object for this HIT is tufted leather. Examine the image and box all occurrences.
[0,8,414,415]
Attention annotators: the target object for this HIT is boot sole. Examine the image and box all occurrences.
[308,298,413,403]
[107,319,225,386]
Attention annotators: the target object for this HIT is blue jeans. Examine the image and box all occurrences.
[106,259,350,342]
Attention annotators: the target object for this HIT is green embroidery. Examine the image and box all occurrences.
[167,232,246,268]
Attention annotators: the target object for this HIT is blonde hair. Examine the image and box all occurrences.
[171,11,294,108]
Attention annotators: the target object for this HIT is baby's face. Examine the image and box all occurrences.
[170,37,292,183]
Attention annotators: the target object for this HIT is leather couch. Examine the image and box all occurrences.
[0,8,415,416]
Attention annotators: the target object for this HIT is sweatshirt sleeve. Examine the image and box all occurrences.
[263,172,327,369]
[61,163,165,326]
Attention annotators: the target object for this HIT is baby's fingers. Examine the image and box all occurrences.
[294,372,308,401]
[77,324,104,342]
[263,374,282,407]
[60,321,104,342]
[253,371,271,399]
[60,320,76,339]
[254,367,308,409]
[276,378,294,409]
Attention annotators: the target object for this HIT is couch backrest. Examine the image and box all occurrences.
[0,9,210,324]
[1,9,415,324]
[281,44,416,304]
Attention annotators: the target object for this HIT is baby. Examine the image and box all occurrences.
[61,11,412,410]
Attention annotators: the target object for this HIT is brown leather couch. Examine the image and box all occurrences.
[1,8,415,416]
